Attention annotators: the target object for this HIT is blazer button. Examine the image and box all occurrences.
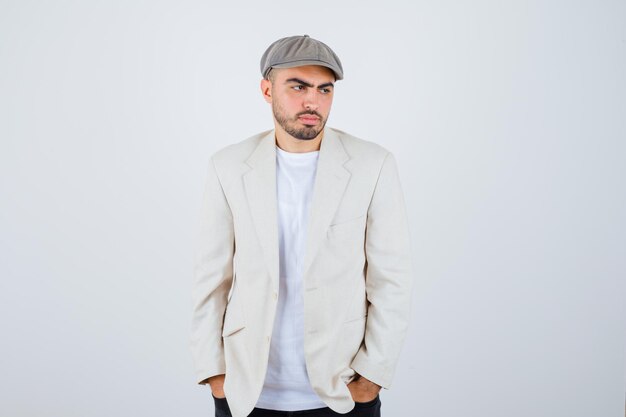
[273,292,278,300]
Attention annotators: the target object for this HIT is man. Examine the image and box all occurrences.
[190,35,413,417]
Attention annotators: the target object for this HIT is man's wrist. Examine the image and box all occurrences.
[354,374,381,389]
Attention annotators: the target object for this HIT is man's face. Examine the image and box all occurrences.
[262,65,335,141]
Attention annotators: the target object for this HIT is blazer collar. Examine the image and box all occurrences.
[243,127,351,287]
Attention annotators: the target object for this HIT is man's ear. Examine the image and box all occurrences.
[260,78,272,103]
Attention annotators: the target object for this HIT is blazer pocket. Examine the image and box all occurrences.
[222,319,245,337]
[328,214,366,240]
[343,313,367,324]
[222,324,246,337]
[221,306,246,337]
[329,213,366,227]
[338,313,368,365]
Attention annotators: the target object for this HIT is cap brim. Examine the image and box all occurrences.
[269,60,343,80]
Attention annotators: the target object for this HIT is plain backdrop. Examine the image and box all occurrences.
[1,1,624,416]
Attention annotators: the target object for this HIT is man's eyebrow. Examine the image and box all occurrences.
[285,78,334,89]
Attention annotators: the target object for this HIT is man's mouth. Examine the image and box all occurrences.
[298,115,320,125]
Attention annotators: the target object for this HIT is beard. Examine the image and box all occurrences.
[272,101,327,141]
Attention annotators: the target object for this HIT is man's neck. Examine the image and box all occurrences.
[274,126,324,153]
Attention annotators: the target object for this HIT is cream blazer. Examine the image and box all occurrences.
[190,127,413,417]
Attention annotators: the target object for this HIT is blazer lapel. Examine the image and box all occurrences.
[243,130,280,286]
[242,128,351,287]
[301,128,351,281]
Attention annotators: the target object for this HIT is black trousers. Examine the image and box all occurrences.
[213,394,382,417]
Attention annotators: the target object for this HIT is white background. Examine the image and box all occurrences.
[1,1,624,416]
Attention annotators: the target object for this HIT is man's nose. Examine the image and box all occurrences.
[303,90,320,110]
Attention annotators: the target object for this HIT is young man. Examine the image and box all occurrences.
[191,35,413,417]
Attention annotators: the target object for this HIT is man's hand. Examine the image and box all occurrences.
[347,374,381,402]
[202,374,226,399]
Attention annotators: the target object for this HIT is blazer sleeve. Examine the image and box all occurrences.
[350,151,414,389]
[189,155,235,384]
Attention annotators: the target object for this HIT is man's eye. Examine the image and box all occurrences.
[292,85,304,91]
[320,88,332,94]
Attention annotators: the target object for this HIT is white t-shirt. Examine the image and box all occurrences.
[255,145,327,411]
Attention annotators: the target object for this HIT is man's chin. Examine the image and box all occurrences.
[290,128,322,141]
[294,134,319,141]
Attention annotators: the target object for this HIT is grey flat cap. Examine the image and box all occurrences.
[260,34,343,81]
